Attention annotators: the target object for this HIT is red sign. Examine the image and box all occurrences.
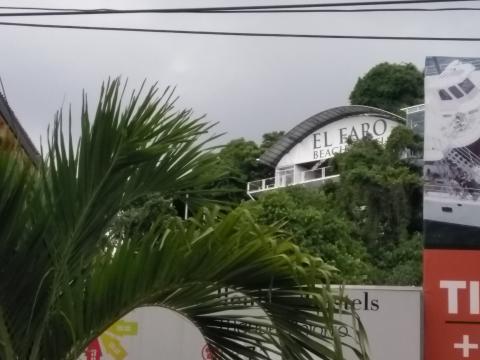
[425,249,480,359]
[85,339,103,360]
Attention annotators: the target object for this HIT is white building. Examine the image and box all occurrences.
[247,105,405,198]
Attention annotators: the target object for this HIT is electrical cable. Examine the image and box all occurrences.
[206,6,480,12]
[0,0,478,17]
[0,20,479,41]
[2,5,480,14]
[0,4,479,13]
[0,6,91,11]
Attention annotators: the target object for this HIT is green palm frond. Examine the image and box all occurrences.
[0,79,369,360]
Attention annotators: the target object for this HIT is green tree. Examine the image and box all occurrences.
[331,126,423,285]
[0,80,368,360]
[260,131,285,151]
[213,131,284,204]
[245,126,423,286]
[349,62,424,114]
[244,188,373,284]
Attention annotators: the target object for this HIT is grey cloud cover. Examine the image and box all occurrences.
[0,0,479,148]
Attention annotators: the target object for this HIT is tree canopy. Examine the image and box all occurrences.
[212,131,284,203]
[0,80,368,360]
[245,126,423,286]
[349,62,424,114]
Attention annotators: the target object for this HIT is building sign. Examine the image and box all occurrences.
[277,115,398,167]
[424,250,480,359]
[81,286,421,360]
[338,286,421,360]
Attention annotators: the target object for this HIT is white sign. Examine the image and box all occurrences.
[339,286,422,360]
[80,286,421,360]
[277,115,399,167]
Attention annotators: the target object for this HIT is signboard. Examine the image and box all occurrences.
[80,307,206,360]
[80,286,421,360]
[277,115,398,167]
[424,56,480,248]
[424,249,480,359]
[423,56,480,360]
[339,286,421,360]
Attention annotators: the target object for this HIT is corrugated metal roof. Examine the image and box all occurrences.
[259,105,405,168]
[0,93,40,163]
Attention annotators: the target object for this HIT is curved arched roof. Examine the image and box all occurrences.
[259,105,405,168]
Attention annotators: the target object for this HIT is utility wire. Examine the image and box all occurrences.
[0,6,90,11]
[207,6,480,12]
[0,5,479,14]
[1,5,480,14]
[0,20,479,41]
[0,0,478,17]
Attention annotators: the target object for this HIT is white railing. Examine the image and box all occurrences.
[247,166,338,195]
[301,166,337,182]
[247,177,276,193]
[401,104,425,115]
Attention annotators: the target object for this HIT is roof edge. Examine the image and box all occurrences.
[0,93,40,164]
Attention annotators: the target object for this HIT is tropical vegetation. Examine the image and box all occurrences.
[0,80,368,360]
[244,128,423,285]
[211,61,425,285]
[349,62,424,114]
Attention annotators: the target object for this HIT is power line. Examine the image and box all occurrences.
[0,20,479,41]
[0,5,478,15]
[0,6,90,11]
[0,0,478,17]
[1,5,480,15]
[0,5,480,16]
[207,6,480,12]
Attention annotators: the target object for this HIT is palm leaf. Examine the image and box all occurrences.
[0,79,369,360]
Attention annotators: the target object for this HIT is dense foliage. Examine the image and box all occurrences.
[212,132,284,203]
[349,62,424,114]
[0,80,369,360]
[244,188,372,284]
[332,127,423,284]
[243,126,423,285]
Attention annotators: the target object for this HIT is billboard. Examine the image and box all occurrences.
[424,250,480,360]
[424,56,480,360]
[424,56,480,248]
[80,286,421,360]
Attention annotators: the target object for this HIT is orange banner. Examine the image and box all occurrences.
[424,249,480,359]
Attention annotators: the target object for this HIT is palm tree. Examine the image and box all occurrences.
[0,80,368,360]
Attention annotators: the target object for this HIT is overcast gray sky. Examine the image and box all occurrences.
[1,0,480,148]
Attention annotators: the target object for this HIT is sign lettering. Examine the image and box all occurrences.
[277,115,398,167]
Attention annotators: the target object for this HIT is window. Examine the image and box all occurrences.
[438,89,452,100]
[449,86,464,99]
[458,78,475,94]
[276,167,294,187]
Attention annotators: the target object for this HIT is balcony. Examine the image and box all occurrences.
[247,166,339,197]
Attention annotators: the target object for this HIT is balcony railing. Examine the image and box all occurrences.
[301,166,337,182]
[247,166,339,196]
[247,177,276,193]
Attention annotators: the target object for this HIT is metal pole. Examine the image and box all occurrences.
[184,194,189,220]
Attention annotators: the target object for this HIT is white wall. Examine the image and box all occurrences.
[80,286,421,360]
